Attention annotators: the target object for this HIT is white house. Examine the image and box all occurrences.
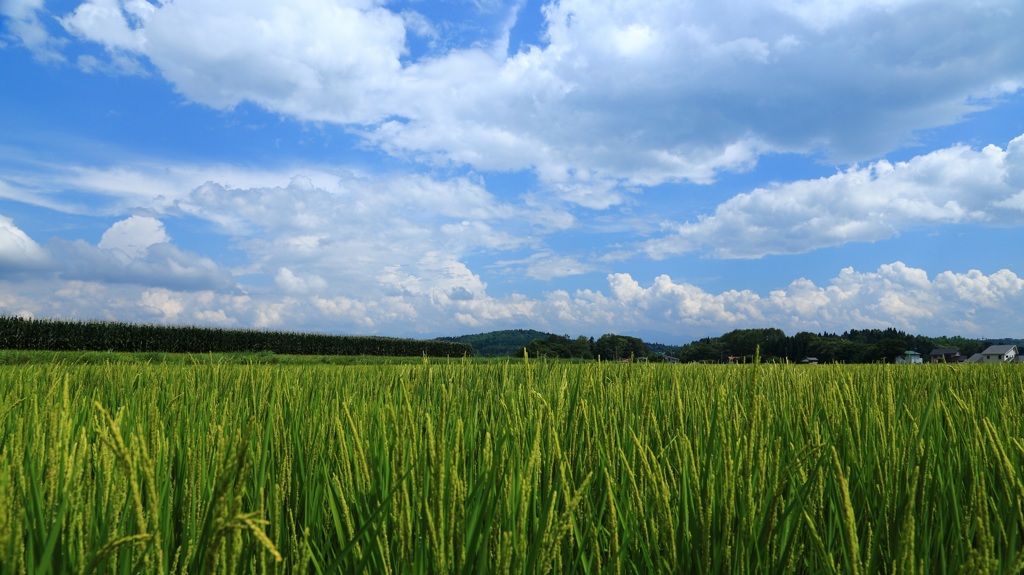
[979,345,1018,363]
[896,351,923,364]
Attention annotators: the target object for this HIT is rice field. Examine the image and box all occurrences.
[1,357,1023,573]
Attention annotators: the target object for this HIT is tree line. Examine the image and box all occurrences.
[674,327,1003,363]
[0,315,472,357]
[524,333,652,361]
[444,327,1018,364]
[439,330,653,360]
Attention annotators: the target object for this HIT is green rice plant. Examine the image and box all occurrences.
[0,358,1022,573]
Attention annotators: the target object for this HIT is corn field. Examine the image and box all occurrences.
[1,358,1023,573]
[0,316,472,357]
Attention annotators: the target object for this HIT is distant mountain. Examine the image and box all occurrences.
[982,338,1024,348]
[436,329,555,357]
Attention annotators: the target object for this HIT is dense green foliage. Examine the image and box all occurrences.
[436,329,552,357]
[439,327,1011,364]
[441,330,649,361]
[675,327,1000,363]
[0,315,471,357]
[524,334,595,359]
[525,333,649,361]
[2,358,1023,573]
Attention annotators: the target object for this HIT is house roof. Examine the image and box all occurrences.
[982,344,1018,355]
[929,348,959,356]
[966,353,983,363]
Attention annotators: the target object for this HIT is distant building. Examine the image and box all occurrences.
[965,353,983,363]
[799,357,819,364]
[896,351,923,364]
[979,345,1019,363]
[929,348,963,363]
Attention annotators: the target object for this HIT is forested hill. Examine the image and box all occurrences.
[439,331,652,360]
[436,330,553,357]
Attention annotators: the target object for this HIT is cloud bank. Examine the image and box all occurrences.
[645,135,1024,258]
[2,251,1021,339]
[3,125,1024,337]
[20,0,1019,208]
[4,0,1024,341]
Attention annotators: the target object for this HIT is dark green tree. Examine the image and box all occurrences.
[593,334,648,361]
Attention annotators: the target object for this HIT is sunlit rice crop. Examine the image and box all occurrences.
[0,358,1022,573]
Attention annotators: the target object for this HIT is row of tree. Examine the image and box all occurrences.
[436,329,551,356]
[0,316,472,357]
[674,327,1003,363]
[440,330,657,360]
[525,333,651,361]
[441,327,1016,363]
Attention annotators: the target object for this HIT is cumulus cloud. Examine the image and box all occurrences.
[7,141,1023,335]
[170,170,544,301]
[644,135,1024,259]
[32,0,1024,208]
[275,267,327,295]
[1,154,579,309]
[2,261,1020,338]
[8,1,1024,339]
[0,213,234,290]
[546,262,1024,337]
[59,0,408,121]
[60,0,152,53]
[50,239,235,291]
[98,215,169,260]
[0,213,47,268]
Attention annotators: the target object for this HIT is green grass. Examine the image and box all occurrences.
[1,358,1022,573]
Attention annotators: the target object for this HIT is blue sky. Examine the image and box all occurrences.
[2,0,1024,343]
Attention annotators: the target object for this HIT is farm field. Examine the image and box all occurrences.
[1,357,1023,573]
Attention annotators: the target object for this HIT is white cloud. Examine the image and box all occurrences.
[165,169,550,303]
[934,268,1024,307]
[8,1,1024,340]
[0,213,47,267]
[550,261,1022,337]
[0,212,234,291]
[40,0,1024,208]
[140,287,186,321]
[99,215,169,260]
[0,153,580,310]
[494,250,595,280]
[644,135,1024,259]
[141,0,405,122]
[60,0,151,53]
[774,0,927,32]
[49,238,236,291]
[275,267,327,295]
[1,0,66,61]
[1,260,1021,338]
